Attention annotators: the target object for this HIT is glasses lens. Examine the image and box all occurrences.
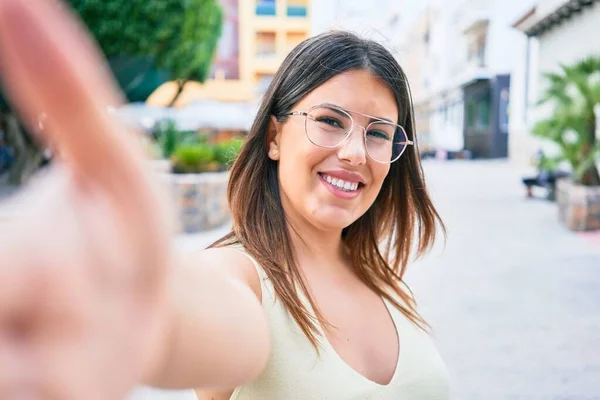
[306,106,352,147]
[365,122,408,163]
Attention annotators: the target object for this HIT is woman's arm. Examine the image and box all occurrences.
[0,1,268,397]
[143,248,269,390]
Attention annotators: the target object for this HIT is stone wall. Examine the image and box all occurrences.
[167,171,230,233]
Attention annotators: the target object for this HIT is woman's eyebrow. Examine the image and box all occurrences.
[320,102,395,123]
[369,115,394,123]
[319,102,349,117]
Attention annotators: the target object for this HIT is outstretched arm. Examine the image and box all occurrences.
[0,1,267,398]
[144,248,269,390]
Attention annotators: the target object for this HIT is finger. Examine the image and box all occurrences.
[0,343,39,400]
[0,171,71,317]
[0,240,29,320]
[0,0,147,200]
[0,0,174,280]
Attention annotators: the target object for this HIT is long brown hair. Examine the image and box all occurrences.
[210,31,445,348]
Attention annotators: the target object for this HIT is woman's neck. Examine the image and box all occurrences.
[284,213,349,275]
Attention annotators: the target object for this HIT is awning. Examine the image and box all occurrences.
[514,0,599,37]
[115,100,259,132]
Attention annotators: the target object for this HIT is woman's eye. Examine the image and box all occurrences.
[318,117,343,128]
[367,130,391,140]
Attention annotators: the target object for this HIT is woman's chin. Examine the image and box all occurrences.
[311,207,359,231]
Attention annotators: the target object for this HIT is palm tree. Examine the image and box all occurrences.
[532,56,600,186]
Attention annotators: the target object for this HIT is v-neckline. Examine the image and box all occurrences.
[302,292,403,388]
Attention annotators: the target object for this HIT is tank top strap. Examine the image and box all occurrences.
[229,246,276,305]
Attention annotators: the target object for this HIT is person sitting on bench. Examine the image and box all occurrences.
[522,151,569,199]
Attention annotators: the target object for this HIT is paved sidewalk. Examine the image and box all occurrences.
[131,160,600,400]
[407,160,600,400]
[3,160,599,399]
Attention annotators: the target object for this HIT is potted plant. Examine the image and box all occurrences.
[144,119,182,174]
[213,137,244,171]
[532,56,600,231]
[167,137,244,233]
[171,143,218,173]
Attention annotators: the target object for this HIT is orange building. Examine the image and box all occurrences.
[148,0,311,107]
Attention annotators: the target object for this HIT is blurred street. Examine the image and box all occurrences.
[0,0,598,398]
[410,160,600,399]
[125,160,600,400]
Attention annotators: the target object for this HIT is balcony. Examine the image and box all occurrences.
[459,0,490,33]
[256,1,276,16]
[287,5,307,17]
[256,31,276,53]
[254,57,280,74]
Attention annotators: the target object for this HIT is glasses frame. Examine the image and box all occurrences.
[279,103,414,164]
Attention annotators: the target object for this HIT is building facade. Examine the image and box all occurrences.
[311,0,403,42]
[399,9,434,152]
[148,0,311,106]
[510,0,600,165]
[402,0,532,158]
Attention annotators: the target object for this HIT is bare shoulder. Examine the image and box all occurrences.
[188,246,262,302]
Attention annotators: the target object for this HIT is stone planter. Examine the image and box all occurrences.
[556,178,600,231]
[166,171,230,233]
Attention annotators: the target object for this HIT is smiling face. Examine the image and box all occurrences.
[269,69,399,232]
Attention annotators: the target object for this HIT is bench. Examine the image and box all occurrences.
[522,171,570,200]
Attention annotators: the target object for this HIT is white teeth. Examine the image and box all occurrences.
[321,174,361,192]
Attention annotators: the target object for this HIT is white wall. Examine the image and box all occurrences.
[537,1,600,167]
[486,1,536,74]
[424,0,529,152]
[505,1,540,165]
[424,0,465,151]
[508,35,541,165]
[510,0,600,165]
[536,1,600,76]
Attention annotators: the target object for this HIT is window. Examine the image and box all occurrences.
[466,89,491,132]
[467,30,487,67]
[256,0,276,16]
[287,0,308,17]
[256,32,276,57]
[467,101,477,128]
[478,97,490,129]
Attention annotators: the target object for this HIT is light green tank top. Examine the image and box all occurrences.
[230,249,450,400]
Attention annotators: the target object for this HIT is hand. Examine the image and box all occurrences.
[0,1,176,398]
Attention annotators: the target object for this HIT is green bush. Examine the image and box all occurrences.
[213,138,244,167]
[154,119,205,159]
[172,143,215,173]
[532,56,600,186]
[155,119,180,158]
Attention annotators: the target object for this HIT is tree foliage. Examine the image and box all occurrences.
[68,0,223,101]
[532,56,600,186]
[1,0,223,185]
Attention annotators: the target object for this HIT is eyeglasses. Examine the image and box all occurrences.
[278,103,413,164]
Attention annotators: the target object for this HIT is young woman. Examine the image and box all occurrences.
[0,1,448,399]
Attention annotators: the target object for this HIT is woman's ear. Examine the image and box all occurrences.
[267,115,282,160]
